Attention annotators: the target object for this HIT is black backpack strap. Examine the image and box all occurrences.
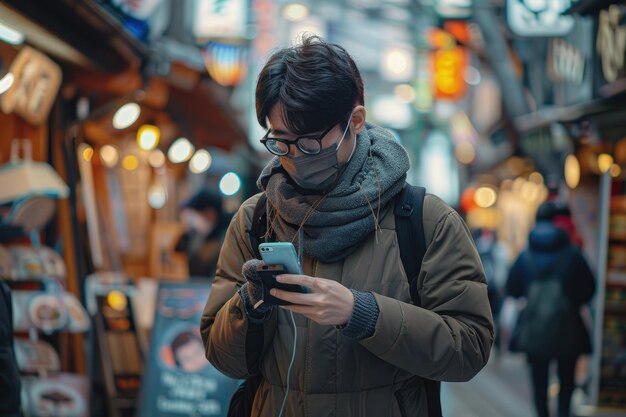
[230,193,269,417]
[394,184,427,306]
[249,193,268,260]
[394,184,442,417]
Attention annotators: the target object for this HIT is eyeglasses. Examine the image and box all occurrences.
[260,123,336,156]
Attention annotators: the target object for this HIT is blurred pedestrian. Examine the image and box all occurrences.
[507,201,595,417]
[175,189,231,279]
[201,35,493,417]
[473,228,509,356]
[0,280,22,417]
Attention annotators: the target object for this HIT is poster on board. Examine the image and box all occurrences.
[138,281,241,417]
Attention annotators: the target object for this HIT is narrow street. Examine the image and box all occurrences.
[442,353,535,417]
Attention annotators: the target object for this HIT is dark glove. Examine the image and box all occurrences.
[239,259,274,322]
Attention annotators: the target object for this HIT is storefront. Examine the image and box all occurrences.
[0,1,249,416]
[509,1,626,413]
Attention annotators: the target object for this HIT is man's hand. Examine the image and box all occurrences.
[270,274,355,326]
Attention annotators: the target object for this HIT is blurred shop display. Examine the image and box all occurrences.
[0,139,69,240]
[1,244,91,417]
[595,177,626,408]
[0,0,249,416]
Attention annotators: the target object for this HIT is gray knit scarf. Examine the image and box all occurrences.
[257,123,410,263]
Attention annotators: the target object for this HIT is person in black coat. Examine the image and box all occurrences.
[175,189,232,279]
[507,201,595,417]
[0,280,22,417]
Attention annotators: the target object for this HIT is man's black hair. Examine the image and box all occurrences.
[255,34,365,135]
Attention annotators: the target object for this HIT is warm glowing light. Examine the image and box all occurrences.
[122,155,139,171]
[521,181,539,202]
[429,28,455,49]
[598,153,614,173]
[137,125,160,150]
[168,137,195,163]
[283,3,309,21]
[100,145,119,168]
[149,149,165,168]
[381,46,414,81]
[564,154,580,189]
[474,186,497,208]
[202,42,247,87]
[434,47,467,100]
[107,290,127,311]
[611,163,622,178]
[219,172,241,196]
[394,84,416,103]
[0,72,14,95]
[455,142,476,164]
[189,149,212,174]
[112,103,140,129]
[82,146,94,162]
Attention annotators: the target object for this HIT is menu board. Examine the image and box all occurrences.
[139,281,240,417]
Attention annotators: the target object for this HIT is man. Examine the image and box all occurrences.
[175,189,230,278]
[201,35,493,417]
[507,201,595,417]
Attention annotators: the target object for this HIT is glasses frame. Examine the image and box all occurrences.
[260,123,336,156]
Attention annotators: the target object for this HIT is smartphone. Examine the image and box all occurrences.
[257,264,306,306]
[258,242,309,302]
[258,242,302,274]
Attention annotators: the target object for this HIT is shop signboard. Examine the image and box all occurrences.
[433,46,468,100]
[193,0,247,41]
[139,281,240,417]
[0,47,62,126]
[546,15,594,106]
[595,3,626,95]
[506,0,575,37]
[434,0,472,20]
[548,39,585,85]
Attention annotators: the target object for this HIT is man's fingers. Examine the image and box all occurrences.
[276,274,315,289]
[270,288,316,305]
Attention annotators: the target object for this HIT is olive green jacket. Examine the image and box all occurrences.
[201,193,494,417]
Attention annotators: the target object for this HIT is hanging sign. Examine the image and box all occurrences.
[506,0,575,37]
[433,47,468,100]
[201,42,248,87]
[0,47,62,126]
[597,4,626,84]
[548,38,586,85]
